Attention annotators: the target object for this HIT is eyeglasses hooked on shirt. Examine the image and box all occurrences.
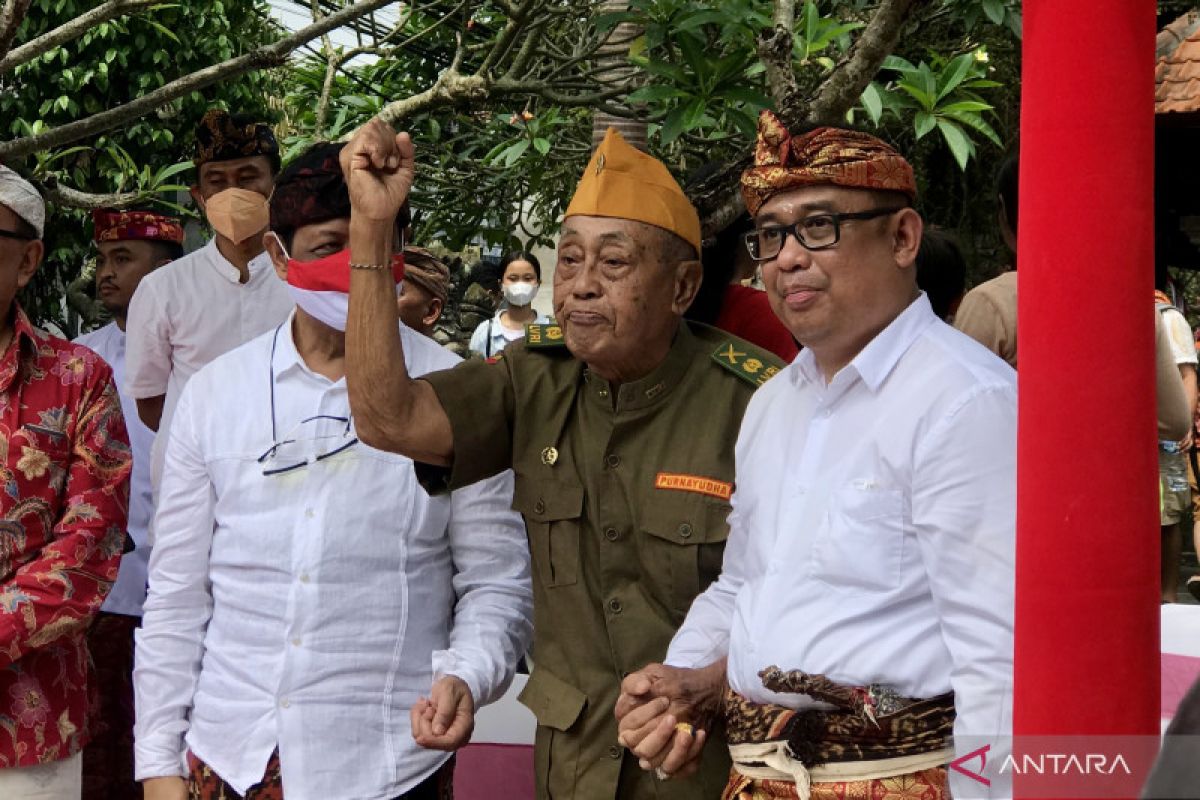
[257,414,357,476]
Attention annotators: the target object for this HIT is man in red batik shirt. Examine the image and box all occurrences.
[0,165,131,798]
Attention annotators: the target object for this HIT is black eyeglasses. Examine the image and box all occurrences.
[257,414,358,476]
[0,229,33,242]
[744,207,906,261]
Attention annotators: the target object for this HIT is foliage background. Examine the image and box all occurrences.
[1,0,282,331]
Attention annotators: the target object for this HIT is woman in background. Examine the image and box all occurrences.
[469,251,551,358]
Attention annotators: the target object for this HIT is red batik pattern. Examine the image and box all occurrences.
[0,305,131,767]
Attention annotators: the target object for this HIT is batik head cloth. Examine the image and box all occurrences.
[193,109,279,168]
[740,110,916,216]
[269,143,348,235]
[0,165,45,238]
[402,246,450,304]
[92,208,184,244]
[565,128,702,254]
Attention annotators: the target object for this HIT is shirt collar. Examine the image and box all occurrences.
[204,239,275,284]
[271,310,345,387]
[0,304,40,393]
[792,292,937,393]
[585,320,697,412]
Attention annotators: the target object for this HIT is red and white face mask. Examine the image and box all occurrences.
[270,234,405,331]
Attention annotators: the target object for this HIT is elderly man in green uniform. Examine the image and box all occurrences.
[339,118,785,799]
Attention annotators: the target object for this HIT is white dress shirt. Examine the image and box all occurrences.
[74,322,154,617]
[134,314,533,799]
[468,307,551,359]
[666,295,1016,798]
[124,239,293,491]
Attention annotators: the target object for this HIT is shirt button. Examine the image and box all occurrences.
[280,698,290,708]
[678,523,693,539]
[299,573,311,583]
[291,637,302,646]
[607,745,622,760]
[605,453,620,469]
[534,499,546,514]
[604,527,619,542]
[305,508,315,518]
[608,598,623,614]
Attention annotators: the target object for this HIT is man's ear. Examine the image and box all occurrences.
[423,296,444,328]
[672,258,703,315]
[189,186,206,214]
[263,232,288,282]
[892,208,923,270]
[14,239,44,290]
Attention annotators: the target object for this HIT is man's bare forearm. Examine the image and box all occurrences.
[346,217,453,465]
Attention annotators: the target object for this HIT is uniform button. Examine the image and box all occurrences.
[604,527,619,542]
[678,523,693,539]
[605,453,620,469]
[608,598,623,614]
[534,500,545,514]
[607,745,622,759]
[599,388,609,399]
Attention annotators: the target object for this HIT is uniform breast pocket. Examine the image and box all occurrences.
[809,485,906,593]
[640,495,732,618]
[513,477,584,588]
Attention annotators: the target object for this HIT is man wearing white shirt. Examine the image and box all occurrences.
[134,144,533,800]
[124,109,293,493]
[618,113,1016,800]
[75,207,184,799]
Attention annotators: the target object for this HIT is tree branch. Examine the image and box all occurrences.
[805,0,926,123]
[0,0,397,160]
[0,0,158,75]
[39,178,143,209]
[0,0,30,63]
[757,0,798,107]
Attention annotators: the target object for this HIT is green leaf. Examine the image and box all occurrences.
[937,100,992,114]
[982,0,1006,25]
[896,80,934,111]
[936,119,973,170]
[503,139,530,167]
[672,9,726,32]
[680,97,708,131]
[1005,10,1023,38]
[714,86,772,108]
[914,111,936,140]
[860,83,883,125]
[533,137,551,156]
[936,53,976,103]
[962,79,1003,89]
[942,109,1003,147]
[627,85,689,103]
[594,10,638,34]
[660,107,688,145]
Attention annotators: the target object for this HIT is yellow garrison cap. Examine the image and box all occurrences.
[564,128,702,253]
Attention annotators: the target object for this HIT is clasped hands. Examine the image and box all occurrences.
[614,659,726,780]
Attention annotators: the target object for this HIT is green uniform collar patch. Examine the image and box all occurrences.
[526,323,567,348]
[711,340,784,387]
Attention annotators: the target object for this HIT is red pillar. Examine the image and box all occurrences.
[1015,0,1159,774]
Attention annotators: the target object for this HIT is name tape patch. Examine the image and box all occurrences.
[654,472,733,501]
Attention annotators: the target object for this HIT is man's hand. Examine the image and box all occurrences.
[615,660,726,778]
[411,676,475,751]
[340,118,415,225]
[143,776,188,800]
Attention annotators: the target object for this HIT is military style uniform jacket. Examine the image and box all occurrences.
[418,320,785,800]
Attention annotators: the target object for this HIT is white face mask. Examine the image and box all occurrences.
[502,281,538,307]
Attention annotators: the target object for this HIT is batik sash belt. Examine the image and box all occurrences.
[724,666,955,800]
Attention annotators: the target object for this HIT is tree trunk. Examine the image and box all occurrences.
[590,0,645,151]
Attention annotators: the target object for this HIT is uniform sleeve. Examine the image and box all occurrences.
[431,469,533,707]
[125,275,172,399]
[133,380,215,780]
[1162,307,1198,366]
[0,367,131,668]
[911,384,1016,800]
[414,355,517,493]
[953,288,1013,365]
